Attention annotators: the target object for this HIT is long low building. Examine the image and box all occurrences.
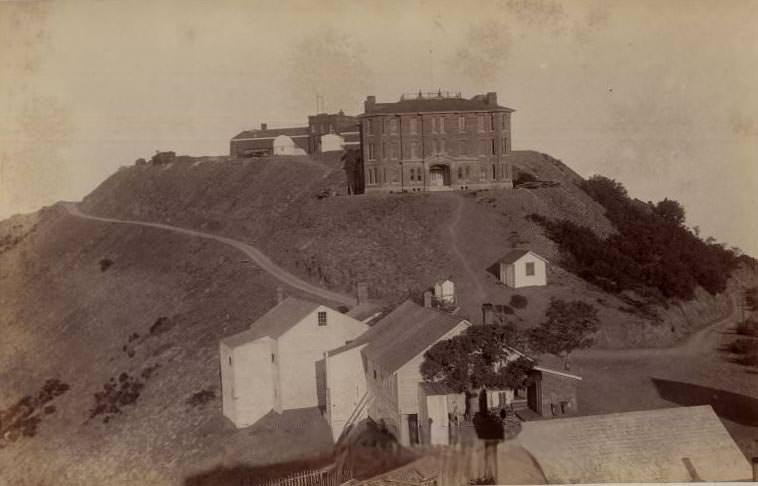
[517,405,754,482]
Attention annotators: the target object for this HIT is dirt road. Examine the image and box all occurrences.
[62,202,357,307]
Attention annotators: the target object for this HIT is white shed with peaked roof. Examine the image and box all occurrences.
[220,297,367,428]
[499,249,548,288]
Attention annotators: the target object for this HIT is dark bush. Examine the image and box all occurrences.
[186,388,216,408]
[134,158,147,166]
[149,316,173,335]
[513,169,538,186]
[150,151,176,165]
[99,258,114,272]
[509,294,528,309]
[530,176,740,300]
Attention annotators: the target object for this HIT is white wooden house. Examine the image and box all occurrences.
[326,300,471,446]
[499,249,548,288]
[433,279,455,304]
[220,297,368,428]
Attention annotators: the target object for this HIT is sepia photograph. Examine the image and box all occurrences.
[1,1,757,484]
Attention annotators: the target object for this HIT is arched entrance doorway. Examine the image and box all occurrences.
[429,164,451,187]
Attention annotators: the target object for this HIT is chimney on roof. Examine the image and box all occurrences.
[261,123,268,131]
[276,286,285,304]
[364,96,376,113]
[486,92,497,105]
[356,282,369,304]
[423,291,433,308]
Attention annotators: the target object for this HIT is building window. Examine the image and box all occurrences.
[410,118,417,134]
[439,139,446,154]
[465,165,470,178]
[480,167,487,180]
[491,139,496,155]
[439,117,446,133]
[368,144,376,160]
[502,137,508,153]
[458,166,464,179]
[478,115,485,132]
[392,142,399,159]
[367,168,376,185]
[490,115,495,131]
[492,164,497,179]
[373,369,377,380]
[458,116,465,132]
[228,356,232,366]
[390,118,398,134]
[526,262,535,276]
[411,141,419,159]
[271,353,276,363]
[318,311,327,326]
[382,168,387,183]
[366,120,373,134]
[382,142,387,160]
[409,168,415,182]
[459,140,467,156]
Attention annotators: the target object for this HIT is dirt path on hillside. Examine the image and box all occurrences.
[61,202,357,307]
[445,195,488,304]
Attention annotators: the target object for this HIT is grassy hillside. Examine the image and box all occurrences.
[0,206,338,485]
[0,149,746,484]
[80,151,733,347]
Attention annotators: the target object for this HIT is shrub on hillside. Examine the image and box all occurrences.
[150,151,176,165]
[99,258,114,272]
[530,175,740,300]
[509,294,528,309]
[513,169,538,186]
[134,158,147,166]
[725,338,758,355]
[186,388,215,408]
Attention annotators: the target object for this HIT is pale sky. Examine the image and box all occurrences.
[1,0,757,255]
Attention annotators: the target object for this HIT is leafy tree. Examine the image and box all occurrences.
[654,198,686,226]
[421,323,532,394]
[528,299,599,370]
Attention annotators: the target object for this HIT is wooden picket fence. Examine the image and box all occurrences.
[253,451,353,486]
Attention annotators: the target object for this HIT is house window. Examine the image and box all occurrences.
[318,311,327,326]
[459,140,467,156]
[368,143,376,161]
[392,142,399,159]
[465,165,470,178]
[410,118,418,134]
[458,166,464,179]
[228,356,232,366]
[491,139,496,155]
[383,168,387,183]
[410,141,419,159]
[366,120,373,134]
[478,115,485,132]
[439,117,446,134]
[480,167,486,180]
[492,164,496,179]
[382,142,387,160]
[390,118,398,134]
[526,262,535,276]
[373,369,377,380]
[458,116,466,132]
[490,115,495,131]
[439,139,446,154]
[271,353,276,363]
[502,137,508,153]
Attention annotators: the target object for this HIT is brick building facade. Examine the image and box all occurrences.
[358,91,515,193]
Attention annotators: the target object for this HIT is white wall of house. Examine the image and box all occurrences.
[500,253,547,288]
[369,320,470,447]
[220,337,278,428]
[325,344,368,441]
[434,280,455,304]
[273,135,307,155]
[320,133,345,152]
[277,307,368,410]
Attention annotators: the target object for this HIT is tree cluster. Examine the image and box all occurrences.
[531,175,740,300]
[421,323,533,393]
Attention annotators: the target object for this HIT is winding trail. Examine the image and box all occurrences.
[61,202,357,307]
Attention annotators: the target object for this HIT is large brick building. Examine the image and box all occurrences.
[358,91,515,193]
